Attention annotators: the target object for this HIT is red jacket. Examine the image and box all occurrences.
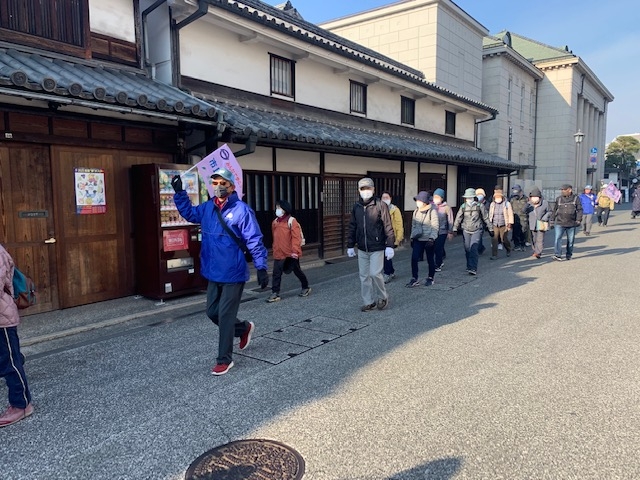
[271,215,303,260]
[1,244,20,328]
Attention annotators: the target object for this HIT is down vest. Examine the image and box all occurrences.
[1,244,20,328]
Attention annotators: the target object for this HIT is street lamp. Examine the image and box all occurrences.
[574,129,584,187]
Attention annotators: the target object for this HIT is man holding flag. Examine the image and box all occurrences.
[172,158,268,376]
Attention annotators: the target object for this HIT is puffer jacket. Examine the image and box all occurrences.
[271,214,303,260]
[526,199,551,231]
[435,203,454,235]
[553,193,583,227]
[1,244,20,328]
[596,192,615,210]
[489,200,515,226]
[453,201,492,234]
[410,206,439,241]
[388,203,405,246]
[174,191,268,283]
[347,197,395,252]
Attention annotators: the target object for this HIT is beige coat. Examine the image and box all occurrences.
[1,244,20,328]
[489,200,515,226]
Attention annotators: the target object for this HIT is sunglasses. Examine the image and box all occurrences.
[211,180,231,187]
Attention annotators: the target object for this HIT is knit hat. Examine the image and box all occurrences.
[529,187,542,197]
[276,199,292,214]
[475,188,486,197]
[462,188,477,198]
[511,184,522,192]
[433,188,445,199]
[413,191,431,203]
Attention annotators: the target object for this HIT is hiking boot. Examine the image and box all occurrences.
[376,298,388,310]
[552,255,564,262]
[361,303,376,312]
[211,362,234,376]
[406,278,420,288]
[298,287,311,297]
[266,293,281,303]
[239,322,254,350]
[383,273,395,284]
[424,278,434,287]
[0,404,34,428]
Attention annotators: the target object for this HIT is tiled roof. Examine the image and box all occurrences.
[0,48,220,122]
[205,0,498,115]
[211,98,519,171]
[494,31,575,63]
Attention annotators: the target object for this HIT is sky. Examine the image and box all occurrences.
[270,0,639,142]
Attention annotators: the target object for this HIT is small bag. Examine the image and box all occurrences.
[214,207,253,263]
[536,220,549,231]
[4,267,37,309]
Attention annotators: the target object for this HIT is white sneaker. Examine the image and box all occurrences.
[498,244,503,250]
[525,242,532,247]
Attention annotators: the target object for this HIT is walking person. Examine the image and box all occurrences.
[596,185,614,226]
[526,186,551,259]
[579,185,597,235]
[172,168,268,376]
[488,187,513,260]
[631,180,640,219]
[0,244,33,427]
[266,200,311,303]
[552,184,583,261]
[406,191,439,287]
[453,188,493,275]
[347,177,395,311]
[509,184,529,251]
[433,188,454,272]
[475,188,488,255]
[381,192,404,283]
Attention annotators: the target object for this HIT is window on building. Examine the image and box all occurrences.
[445,111,456,135]
[507,77,512,117]
[401,96,415,125]
[350,81,367,114]
[0,0,89,56]
[520,85,525,124]
[270,54,295,98]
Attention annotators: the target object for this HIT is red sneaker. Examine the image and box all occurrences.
[239,322,255,350]
[0,403,34,428]
[211,362,234,376]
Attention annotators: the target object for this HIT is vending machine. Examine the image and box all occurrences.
[131,163,208,300]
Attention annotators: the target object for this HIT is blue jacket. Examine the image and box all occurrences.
[579,193,596,215]
[174,191,267,283]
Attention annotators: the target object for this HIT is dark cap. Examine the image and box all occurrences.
[560,184,572,190]
[413,191,431,203]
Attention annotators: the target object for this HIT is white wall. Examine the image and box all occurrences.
[89,0,135,43]
[276,149,320,174]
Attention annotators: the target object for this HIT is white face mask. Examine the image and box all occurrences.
[495,198,503,204]
[433,198,442,205]
[360,190,374,201]
[416,200,425,209]
[275,208,284,217]
[382,198,391,206]
[465,199,475,205]
[530,196,540,204]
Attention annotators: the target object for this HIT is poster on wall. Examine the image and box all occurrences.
[75,168,107,214]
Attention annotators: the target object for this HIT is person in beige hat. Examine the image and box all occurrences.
[488,186,513,259]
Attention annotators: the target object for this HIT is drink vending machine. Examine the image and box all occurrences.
[131,163,208,299]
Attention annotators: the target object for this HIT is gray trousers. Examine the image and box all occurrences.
[357,250,387,306]
[206,281,250,365]
[581,214,593,233]
[531,230,546,256]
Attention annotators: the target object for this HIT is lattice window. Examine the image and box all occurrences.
[270,54,295,98]
[350,81,367,114]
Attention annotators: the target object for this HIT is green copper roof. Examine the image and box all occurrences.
[493,31,576,63]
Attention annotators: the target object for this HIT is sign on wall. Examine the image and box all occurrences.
[75,168,107,214]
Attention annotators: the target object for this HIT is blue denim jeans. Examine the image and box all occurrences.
[554,225,577,259]
[462,230,483,271]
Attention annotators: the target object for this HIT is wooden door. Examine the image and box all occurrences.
[0,144,59,314]
[322,176,359,258]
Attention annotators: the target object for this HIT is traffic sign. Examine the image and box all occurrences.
[589,154,597,164]
[590,147,598,155]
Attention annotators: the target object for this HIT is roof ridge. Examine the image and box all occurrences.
[502,30,574,56]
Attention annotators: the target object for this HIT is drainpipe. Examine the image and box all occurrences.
[142,0,168,75]
[173,0,209,86]
[532,79,539,181]
[474,112,497,149]
[175,0,208,30]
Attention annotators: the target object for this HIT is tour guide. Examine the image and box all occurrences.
[172,168,268,376]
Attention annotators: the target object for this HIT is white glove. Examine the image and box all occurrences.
[385,247,394,260]
[347,248,356,258]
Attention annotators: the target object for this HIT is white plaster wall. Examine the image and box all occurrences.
[324,154,400,175]
[232,145,272,171]
[89,0,135,42]
[446,165,458,207]
[404,162,419,211]
[275,149,320,174]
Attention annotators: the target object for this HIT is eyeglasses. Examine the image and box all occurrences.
[211,180,231,187]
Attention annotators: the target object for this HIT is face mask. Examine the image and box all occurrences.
[416,201,425,208]
[495,198,503,204]
[433,198,442,205]
[360,190,373,201]
[530,196,540,204]
[465,199,474,205]
[477,195,485,202]
[511,190,520,196]
[382,199,391,206]
[213,185,229,198]
[275,208,284,217]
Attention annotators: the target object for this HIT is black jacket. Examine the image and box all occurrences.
[553,193,583,226]
[347,197,395,252]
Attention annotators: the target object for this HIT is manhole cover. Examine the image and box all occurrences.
[185,439,305,480]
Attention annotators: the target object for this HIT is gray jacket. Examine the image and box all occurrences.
[410,206,439,241]
[453,201,492,234]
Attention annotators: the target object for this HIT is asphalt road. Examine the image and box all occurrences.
[2,206,639,479]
